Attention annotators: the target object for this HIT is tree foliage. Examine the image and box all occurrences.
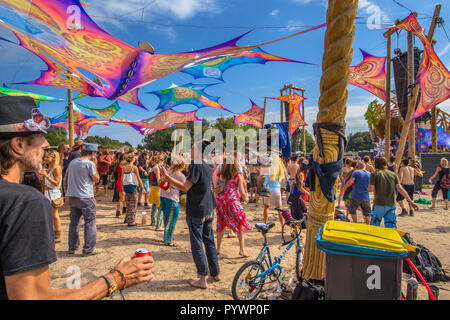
[346,131,373,152]
[45,128,68,146]
[84,136,132,149]
[293,129,315,154]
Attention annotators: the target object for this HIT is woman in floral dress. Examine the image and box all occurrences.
[214,161,252,257]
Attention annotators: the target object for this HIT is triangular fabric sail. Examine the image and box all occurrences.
[268,93,307,135]
[233,99,265,128]
[0,84,63,102]
[389,14,450,120]
[78,101,120,119]
[348,49,386,101]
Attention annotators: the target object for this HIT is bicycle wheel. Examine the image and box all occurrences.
[231,260,266,300]
[281,223,296,245]
[295,245,304,282]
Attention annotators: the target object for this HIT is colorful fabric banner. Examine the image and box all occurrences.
[0,84,63,102]
[415,126,450,152]
[147,83,230,114]
[268,93,307,135]
[181,47,312,81]
[0,0,325,108]
[390,14,450,120]
[78,101,120,119]
[349,49,386,101]
[233,99,265,128]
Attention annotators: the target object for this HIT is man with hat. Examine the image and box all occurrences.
[0,96,154,299]
[64,143,101,255]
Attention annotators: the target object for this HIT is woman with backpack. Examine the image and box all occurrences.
[429,158,449,210]
[121,153,144,227]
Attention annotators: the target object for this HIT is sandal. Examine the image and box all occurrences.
[165,242,177,247]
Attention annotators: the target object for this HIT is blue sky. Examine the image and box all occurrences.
[0,0,449,146]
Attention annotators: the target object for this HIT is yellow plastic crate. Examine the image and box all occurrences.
[321,221,417,253]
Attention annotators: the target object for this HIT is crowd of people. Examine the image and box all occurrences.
[1,96,449,299]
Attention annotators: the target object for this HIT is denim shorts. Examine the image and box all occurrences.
[140,179,150,194]
[370,205,397,228]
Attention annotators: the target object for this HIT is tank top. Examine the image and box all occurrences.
[122,167,138,186]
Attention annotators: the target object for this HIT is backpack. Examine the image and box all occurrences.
[403,242,449,283]
[292,279,325,300]
[334,209,350,222]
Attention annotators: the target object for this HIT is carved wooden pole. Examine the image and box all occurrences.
[385,35,392,159]
[302,0,358,280]
[407,31,416,158]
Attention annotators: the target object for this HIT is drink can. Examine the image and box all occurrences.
[134,248,151,258]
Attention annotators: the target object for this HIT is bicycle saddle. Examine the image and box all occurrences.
[255,222,275,234]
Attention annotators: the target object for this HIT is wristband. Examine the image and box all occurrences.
[101,274,117,297]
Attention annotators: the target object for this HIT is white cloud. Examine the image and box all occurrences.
[270,9,280,17]
[286,19,304,31]
[438,43,450,57]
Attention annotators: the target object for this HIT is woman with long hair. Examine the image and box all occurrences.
[121,153,144,226]
[149,155,164,230]
[112,152,126,218]
[41,150,63,243]
[159,158,186,246]
[429,157,449,210]
[262,154,287,225]
[213,156,251,257]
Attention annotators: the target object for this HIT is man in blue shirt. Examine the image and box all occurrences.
[342,162,371,224]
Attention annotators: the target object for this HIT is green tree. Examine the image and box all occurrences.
[45,128,68,146]
[84,136,132,149]
[346,131,373,152]
[294,130,315,154]
[141,128,176,151]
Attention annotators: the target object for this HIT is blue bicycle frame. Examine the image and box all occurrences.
[249,233,301,286]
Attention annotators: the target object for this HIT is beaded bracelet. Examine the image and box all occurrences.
[110,268,127,290]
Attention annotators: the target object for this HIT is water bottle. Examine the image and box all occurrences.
[406,276,418,300]
[280,267,285,282]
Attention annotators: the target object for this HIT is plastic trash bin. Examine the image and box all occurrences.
[315,221,419,300]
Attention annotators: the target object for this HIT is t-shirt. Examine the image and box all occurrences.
[350,170,370,202]
[66,158,97,198]
[0,178,57,300]
[186,161,217,219]
[264,175,280,190]
[161,171,186,203]
[370,169,400,206]
[137,157,148,180]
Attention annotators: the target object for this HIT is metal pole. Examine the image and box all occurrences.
[385,35,391,159]
[67,89,75,147]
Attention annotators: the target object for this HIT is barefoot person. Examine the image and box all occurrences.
[213,157,252,257]
[429,158,449,210]
[160,140,220,289]
[41,150,64,243]
[0,96,154,300]
[397,159,422,217]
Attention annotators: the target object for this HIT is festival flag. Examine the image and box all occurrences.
[0,0,325,108]
[181,47,313,81]
[390,14,450,120]
[233,99,265,128]
[147,83,231,114]
[348,49,386,101]
[268,93,307,135]
[78,101,120,119]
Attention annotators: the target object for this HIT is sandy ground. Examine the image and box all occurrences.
[49,186,450,300]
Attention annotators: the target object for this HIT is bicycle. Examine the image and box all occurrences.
[231,212,305,300]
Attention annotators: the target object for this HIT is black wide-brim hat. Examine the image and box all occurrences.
[0,96,56,139]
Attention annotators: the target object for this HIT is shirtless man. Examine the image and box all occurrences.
[363,156,375,173]
[397,159,423,217]
[286,156,299,199]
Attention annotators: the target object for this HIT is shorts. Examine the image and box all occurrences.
[396,184,414,202]
[348,199,371,217]
[98,174,108,185]
[139,180,150,194]
[256,179,265,195]
[249,173,258,188]
[262,188,282,208]
[431,184,448,200]
[370,205,397,229]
